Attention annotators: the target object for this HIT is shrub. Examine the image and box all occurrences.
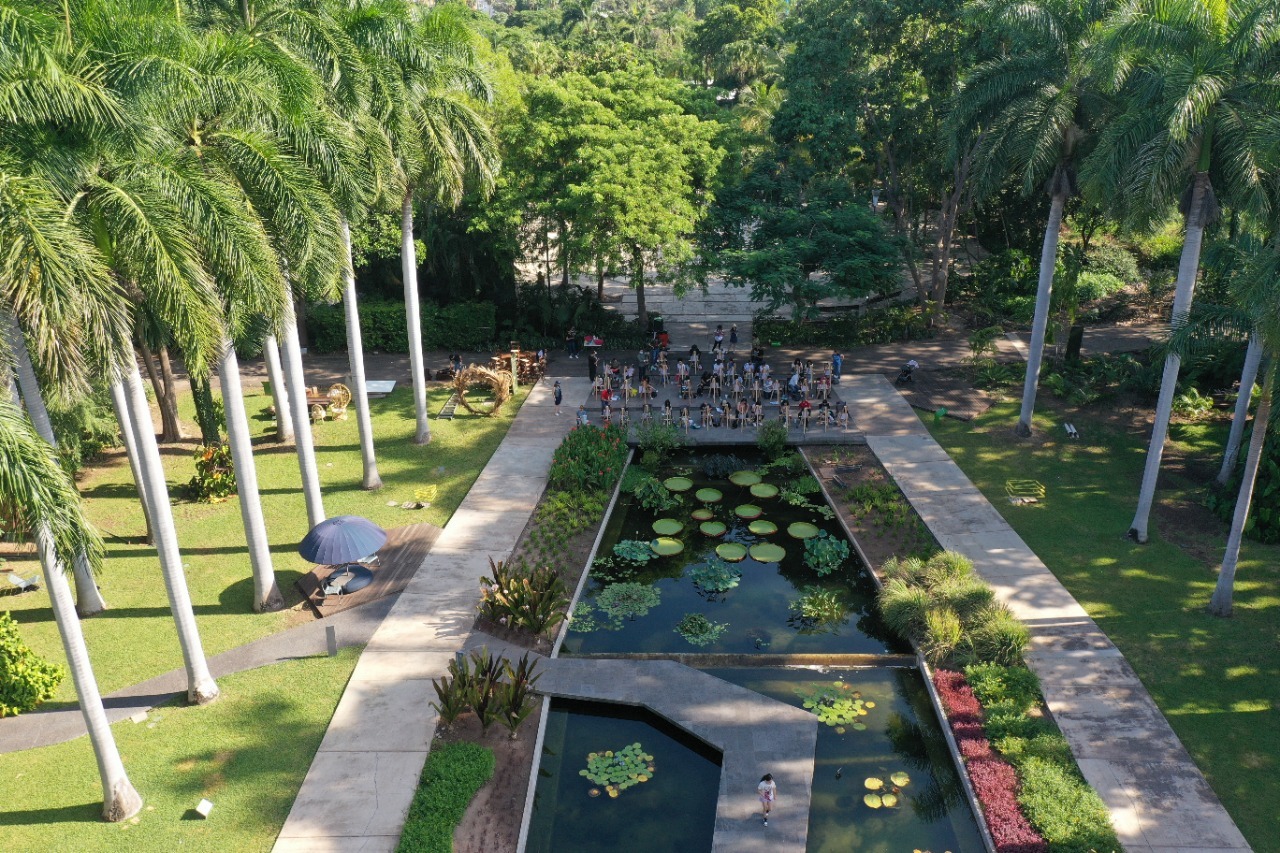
[48,388,119,474]
[1085,242,1141,284]
[932,576,996,622]
[549,425,628,493]
[1073,270,1126,303]
[634,421,684,464]
[756,419,788,460]
[962,606,1031,667]
[1134,223,1183,270]
[0,612,65,717]
[1208,423,1280,543]
[397,742,496,853]
[965,663,1042,715]
[702,453,749,479]
[921,606,964,665]
[1172,387,1214,420]
[477,558,568,636]
[754,303,930,348]
[309,299,499,355]
[186,443,236,502]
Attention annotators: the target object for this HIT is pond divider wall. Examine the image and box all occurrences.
[564,652,916,667]
[519,448,633,853]
[802,447,997,853]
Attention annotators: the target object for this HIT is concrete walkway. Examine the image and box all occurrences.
[273,376,590,853]
[0,594,397,755]
[534,657,817,853]
[855,375,1250,853]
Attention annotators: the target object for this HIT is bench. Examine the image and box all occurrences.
[322,571,355,597]
[6,573,40,593]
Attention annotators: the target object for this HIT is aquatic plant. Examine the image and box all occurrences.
[580,743,655,798]
[613,539,656,564]
[691,558,741,594]
[787,587,849,634]
[635,477,682,512]
[568,601,601,633]
[595,582,661,626]
[803,531,851,576]
[674,613,729,647]
[794,681,875,729]
[703,453,749,478]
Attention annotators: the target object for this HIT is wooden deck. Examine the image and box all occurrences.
[295,521,443,618]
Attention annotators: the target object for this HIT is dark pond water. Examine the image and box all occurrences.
[525,698,722,853]
[561,449,908,655]
[705,667,985,853]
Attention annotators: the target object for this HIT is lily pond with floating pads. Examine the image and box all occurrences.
[561,449,908,655]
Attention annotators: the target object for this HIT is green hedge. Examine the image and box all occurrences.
[306,299,498,354]
[397,741,496,853]
[0,612,66,717]
[754,303,931,348]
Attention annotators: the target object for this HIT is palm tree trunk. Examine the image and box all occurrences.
[123,363,219,704]
[138,340,182,442]
[36,528,142,821]
[157,345,186,440]
[217,336,283,612]
[108,377,154,545]
[401,193,431,445]
[1015,191,1067,437]
[341,217,382,489]
[263,334,294,443]
[1129,172,1212,543]
[1208,360,1273,617]
[279,299,326,528]
[1218,333,1261,485]
[3,313,109,615]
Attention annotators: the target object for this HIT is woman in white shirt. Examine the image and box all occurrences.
[757,773,777,825]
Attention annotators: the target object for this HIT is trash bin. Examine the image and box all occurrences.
[650,316,665,334]
[934,407,948,422]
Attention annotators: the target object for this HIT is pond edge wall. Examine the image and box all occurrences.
[801,447,997,853]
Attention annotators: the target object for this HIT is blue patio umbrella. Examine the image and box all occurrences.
[298,515,388,565]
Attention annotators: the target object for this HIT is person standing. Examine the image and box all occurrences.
[832,351,843,385]
[588,350,599,383]
[729,324,739,347]
[553,380,563,416]
[566,326,579,359]
[757,774,777,825]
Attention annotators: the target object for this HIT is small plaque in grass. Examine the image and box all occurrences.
[651,537,684,556]
[664,476,694,492]
[728,470,761,486]
[652,518,684,536]
[716,542,747,562]
[699,520,727,537]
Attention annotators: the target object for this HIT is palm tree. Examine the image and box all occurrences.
[263,333,294,442]
[1087,0,1280,542]
[1219,334,1262,485]
[1207,237,1280,616]
[0,398,142,820]
[953,0,1107,438]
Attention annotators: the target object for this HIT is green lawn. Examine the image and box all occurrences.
[929,402,1280,850]
[2,382,527,703]
[0,647,360,852]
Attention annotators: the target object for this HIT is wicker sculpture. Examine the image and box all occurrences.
[452,365,513,416]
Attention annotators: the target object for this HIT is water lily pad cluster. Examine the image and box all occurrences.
[803,531,851,576]
[863,771,911,809]
[580,743,655,798]
[691,557,741,593]
[593,583,662,628]
[612,539,656,564]
[794,682,876,729]
[674,612,729,647]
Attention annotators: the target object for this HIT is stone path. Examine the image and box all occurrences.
[273,375,590,853]
[854,375,1250,853]
[0,594,397,755]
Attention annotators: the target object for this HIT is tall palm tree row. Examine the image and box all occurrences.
[1085,0,1280,543]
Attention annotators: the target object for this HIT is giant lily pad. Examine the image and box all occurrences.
[889,772,910,787]
[863,793,883,809]
[880,792,899,808]
[695,488,723,504]
[691,508,715,521]
[699,521,727,537]
[735,504,762,520]
[788,521,820,540]
[749,482,779,499]
[651,537,684,556]
[664,476,693,492]
[716,542,748,562]
[652,518,684,536]
[748,519,777,535]
[749,542,786,562]
[864,777,883,790]
[729,470,762,486]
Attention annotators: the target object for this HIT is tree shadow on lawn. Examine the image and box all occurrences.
[0,801,103,827]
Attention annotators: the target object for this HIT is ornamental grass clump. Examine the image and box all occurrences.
[876,551,1029,668]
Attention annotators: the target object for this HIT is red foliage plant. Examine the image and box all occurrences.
[933,669,1047,853]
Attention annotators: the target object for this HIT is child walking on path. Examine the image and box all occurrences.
[553,381,562,415]
[757,774,777,826]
